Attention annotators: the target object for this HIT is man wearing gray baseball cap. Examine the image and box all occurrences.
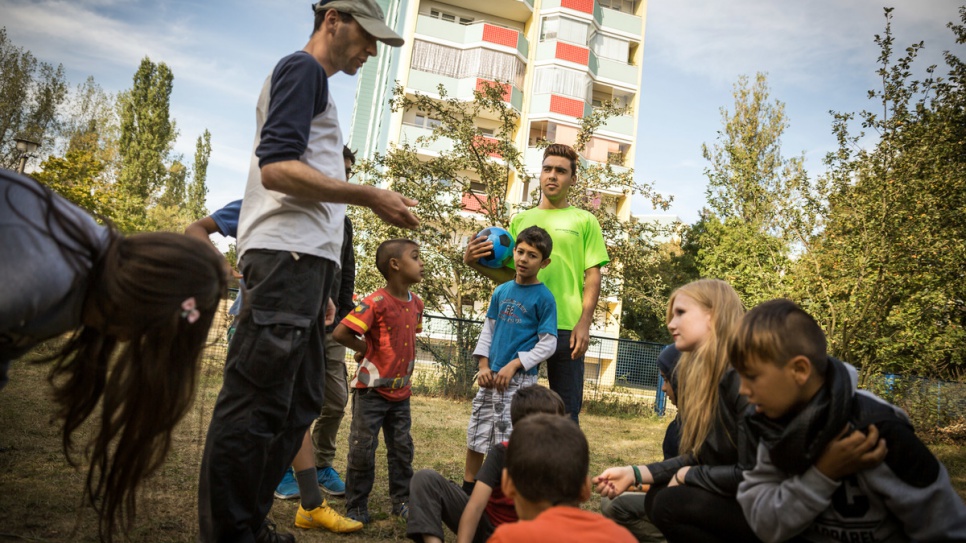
[197,2,410,542]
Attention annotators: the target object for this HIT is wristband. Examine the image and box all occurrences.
[631,465,642,487]
[673,471,684,485]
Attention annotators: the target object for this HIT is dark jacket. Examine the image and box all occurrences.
[646,368,757,496]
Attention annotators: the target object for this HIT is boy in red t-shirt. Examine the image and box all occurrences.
[334,238,424,524]
[405,385,566,543]
[489,414,636,543]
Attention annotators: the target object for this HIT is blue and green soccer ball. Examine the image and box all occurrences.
[476,226,514,268]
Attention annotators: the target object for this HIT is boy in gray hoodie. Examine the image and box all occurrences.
[730,299,966,543]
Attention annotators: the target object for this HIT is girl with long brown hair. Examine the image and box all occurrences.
[0,169,227,541]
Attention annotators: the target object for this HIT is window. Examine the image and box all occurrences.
[429,8,474,25]
[598,0,637,14]
[528,121,555,147]
[411,114,442,129]
[410,41,526,88]
[533,66,592,101]
[540,16,590,45]
[590,33,630,62]
[469,181,486,193]
[478,126,496,137]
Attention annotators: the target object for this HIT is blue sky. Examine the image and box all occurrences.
[3,0,962,225]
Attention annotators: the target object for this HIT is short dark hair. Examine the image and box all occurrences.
[375,238,417,279]
[515,225,552,260]
[343,145,356,165]
[729,299,828,375]
[509,385,565,425]
[505,413,588,506]
[313,5,353,33]
[542,143,578,180]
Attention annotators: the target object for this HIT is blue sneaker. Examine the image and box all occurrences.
[317,466,346,496]
[273,467,299,500]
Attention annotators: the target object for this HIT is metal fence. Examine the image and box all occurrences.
[200,308,670,413]
[200,303,966,423]
[417,314,669,412]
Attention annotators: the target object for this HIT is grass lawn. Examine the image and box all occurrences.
[1,351,963,542]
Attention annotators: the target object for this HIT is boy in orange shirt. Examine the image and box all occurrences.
[488,414,636,543]
[334,238,424,524]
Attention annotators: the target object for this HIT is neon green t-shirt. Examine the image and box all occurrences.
[509,206,610,330]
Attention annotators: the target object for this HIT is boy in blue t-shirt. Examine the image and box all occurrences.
[462,226,557,492]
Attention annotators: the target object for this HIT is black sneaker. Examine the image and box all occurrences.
[391,501,409,520]
[255,520,295,543]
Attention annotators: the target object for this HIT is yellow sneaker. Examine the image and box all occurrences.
[295,501,364,533]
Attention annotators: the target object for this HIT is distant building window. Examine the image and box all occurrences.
[540,15,590,46]
[598,0,637,14]
[478,126,496,137]
[429,8,474,25]
[411,40,526,88]
[533,66,592,101]
[590,32,630,62]
[412,114,442,129]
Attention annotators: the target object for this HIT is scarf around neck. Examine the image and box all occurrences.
[746,357,854,475]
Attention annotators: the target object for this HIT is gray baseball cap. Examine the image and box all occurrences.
[313,0,405,47]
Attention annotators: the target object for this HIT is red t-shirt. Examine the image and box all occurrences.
[487,506,636,543]
[343,288,423,401]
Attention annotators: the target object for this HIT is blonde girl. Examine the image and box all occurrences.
[593,279,760,543]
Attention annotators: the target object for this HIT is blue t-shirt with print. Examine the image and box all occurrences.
[486,281,557,375]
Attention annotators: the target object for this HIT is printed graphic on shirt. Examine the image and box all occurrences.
[498,300,528,325]
[345,302,371,332]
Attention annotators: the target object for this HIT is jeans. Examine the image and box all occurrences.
[547,329,585,425]
[648,484,761,543]
[344,389,414,513]
[407,469,494,543]
[601,493,666,542]
[311,333,349,468]
[198,250,334,543]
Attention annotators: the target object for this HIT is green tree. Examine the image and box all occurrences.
[117,57,177,219]
[0,27,67,170]
[798,7,966,378]
[693,73,811,307]
[187,129,212,220]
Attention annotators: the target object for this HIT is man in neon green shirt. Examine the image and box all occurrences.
[464,143,609,428]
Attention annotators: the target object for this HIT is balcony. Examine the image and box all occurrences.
[596,109,635,137]
[590,52,639,88]
[414,15,529,59]
[599,6,642,35]
[407,70,523,111]
[528,93,592,120]
[399,124,454,156]
[461,192,501,214]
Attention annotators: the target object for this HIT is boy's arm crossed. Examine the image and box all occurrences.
[871,420,966,541]
[737,443,842,543]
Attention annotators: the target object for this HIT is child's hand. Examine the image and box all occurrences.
[354,351,364,364]
[478,367,494,388]
[816,423,888,481]
[493,359,523,392]
[592,466,635,498]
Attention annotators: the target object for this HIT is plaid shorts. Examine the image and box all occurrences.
[466,373,538,453]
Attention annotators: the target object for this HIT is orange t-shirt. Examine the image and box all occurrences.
[343,288,423,401]
[487,506,636,543]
